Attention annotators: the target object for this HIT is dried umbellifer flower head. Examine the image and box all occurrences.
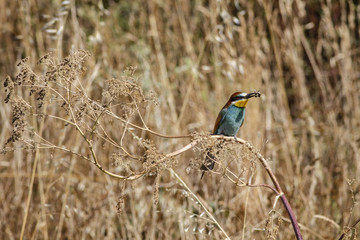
[4,76,14,103]
[5,97,31,145]
[14,57,30,86]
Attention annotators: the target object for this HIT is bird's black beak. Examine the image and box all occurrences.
[246,91,261,99]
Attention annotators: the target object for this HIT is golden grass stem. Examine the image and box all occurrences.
[242,187,250,240]
[55,155,76,240]
[19,147,39,240]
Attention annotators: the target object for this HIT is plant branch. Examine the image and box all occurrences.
[337,217,360,240]
[30,90,303,240]
[215,136,302,240]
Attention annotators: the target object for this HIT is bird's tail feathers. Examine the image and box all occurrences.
[200,151,216,179]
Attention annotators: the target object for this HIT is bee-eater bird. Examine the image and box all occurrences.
[200,91,261,179]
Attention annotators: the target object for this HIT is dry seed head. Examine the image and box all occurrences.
[116,196,125,215]
[188,157,202,170]
[28,73,47,109]
[6,97,31,145]
[38,52,54,65]
[14,57,30,85]
[61,100,70,115]
[153,173,160,205]
[75,98,90,122]
[36,88,47,108]
[138,138,174,172]
[190,131,209,141]
[121,102,136,120]
[196,136,258,179]
[105,67,158,107]
[141,139,162,169]
[145,90,159,106]
[110,152,132,173]
[14,56,48,108]
[106,77,145,103]
[39,50,90,83]
[265,212,283,240]
[59,50,90,78]
[124,66,137,76]
[116,182,126,215]
[4,76,14,103]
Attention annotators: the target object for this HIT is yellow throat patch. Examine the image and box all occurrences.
[234,99,249,108]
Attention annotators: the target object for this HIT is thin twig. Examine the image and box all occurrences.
[169,169,231,240]
[19,142,40,240]
[337,217,360,240]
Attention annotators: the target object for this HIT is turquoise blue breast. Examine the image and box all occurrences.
[214,105,246,136]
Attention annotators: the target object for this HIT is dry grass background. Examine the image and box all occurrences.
[1,0,360,239]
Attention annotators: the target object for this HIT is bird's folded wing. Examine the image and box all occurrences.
[213,108,228,134]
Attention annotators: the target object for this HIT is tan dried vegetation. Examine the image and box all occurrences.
[1,0,360,239]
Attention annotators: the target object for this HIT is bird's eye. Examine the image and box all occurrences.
[231,96,243,101]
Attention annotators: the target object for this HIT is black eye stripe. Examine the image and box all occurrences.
[230,96,244,101]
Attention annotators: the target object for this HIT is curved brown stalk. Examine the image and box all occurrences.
[214,136,303,240]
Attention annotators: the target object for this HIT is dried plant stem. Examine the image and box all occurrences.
[19,147,39,240]
[148,2,177,126]
[106,108,192,139]
[64,93,192,139]
[165,135,302,239]
[242,187,250,240]
[222,136,303,240]
[313,215,341,230]
[55,155,76,240]
[33,83,191,140]
[337,217,360,240]
[160,136,301,239]
[35,154,49,240]
[262,0,296,174]
[225,168,280,194]
[169,169,231,240]
[244,146,302,239]
[20,99,48,240]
